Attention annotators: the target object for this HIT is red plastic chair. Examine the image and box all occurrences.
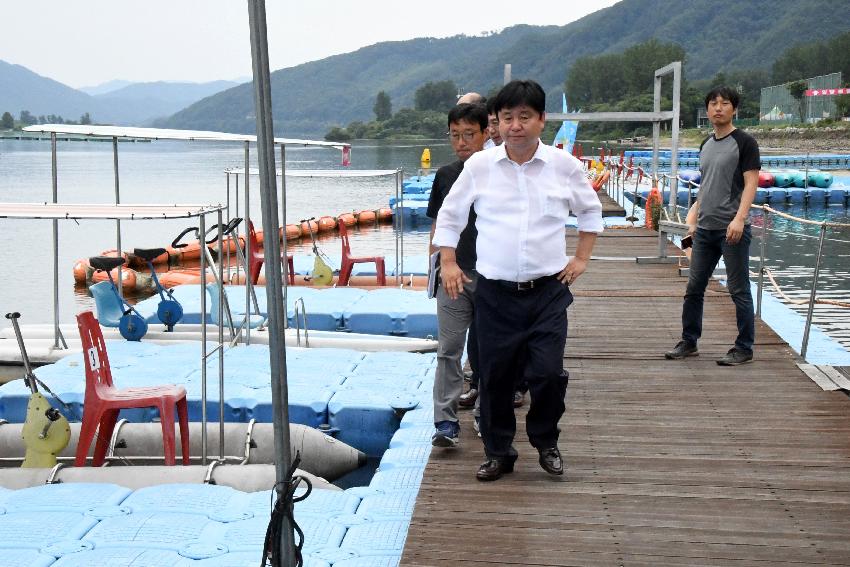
[338,219,386,286]
[247,220,295,285]
[75,311,190,466]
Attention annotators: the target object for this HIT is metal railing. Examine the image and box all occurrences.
[600,156,850,361]
[754,205,850,359]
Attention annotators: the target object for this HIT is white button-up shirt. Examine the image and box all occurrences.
[432,140,603,282]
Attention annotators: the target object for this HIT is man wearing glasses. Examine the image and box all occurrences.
[427,102,489,447]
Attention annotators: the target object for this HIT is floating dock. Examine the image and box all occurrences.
[401,226,850,565]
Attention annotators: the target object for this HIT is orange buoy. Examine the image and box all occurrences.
[91,265,138,292]
[337,213,356,227]
[645,186,663,231]
[284,224,301,240]
[356,210,377,224]
[317,216,336,232]
[300,219,319,235]
[73,259,92,283]
[377,208,393,222]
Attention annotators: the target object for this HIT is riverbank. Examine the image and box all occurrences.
[675,124,850,152]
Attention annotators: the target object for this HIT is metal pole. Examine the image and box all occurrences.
[395,169,400,285]
[112,137,123,298]
[669,62,681,218]
[399,168,404,283]
[231,173,241,281]
[225,173,232,279]
[217,209,225,461]
[244,141,252,344]
[651,74,661,181]
[503,64,511,85]
[280,145,288,328]
[50,133,62,349]
[800,223,827,360]
[756,209,769,318]
[248,1,295,563]
[199,213,208,465]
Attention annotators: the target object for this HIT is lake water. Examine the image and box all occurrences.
[1,138,848,351]
[0,138,453,324]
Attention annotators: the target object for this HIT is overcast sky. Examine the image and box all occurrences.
[2,0,619,88]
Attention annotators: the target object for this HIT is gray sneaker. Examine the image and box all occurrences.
[665,340,698,359]
[717,348,753,366]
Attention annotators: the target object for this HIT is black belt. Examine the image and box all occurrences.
[491,274,558,291]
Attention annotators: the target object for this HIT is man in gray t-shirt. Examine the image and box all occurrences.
[665,86,760,366]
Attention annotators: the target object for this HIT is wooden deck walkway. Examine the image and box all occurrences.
[402,227,850,566]
[598,189,626,217]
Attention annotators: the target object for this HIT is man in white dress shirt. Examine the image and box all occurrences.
[433,80,603,481]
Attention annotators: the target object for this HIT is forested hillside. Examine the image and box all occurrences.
[161,0,850,137]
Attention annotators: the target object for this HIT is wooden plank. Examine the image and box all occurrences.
[401,227,850,566]
[798,363,841,391]
[818,365,850,390]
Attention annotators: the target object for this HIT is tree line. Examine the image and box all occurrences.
[0,110,93,130]
[325,80,462,141]
[563,33,850,139]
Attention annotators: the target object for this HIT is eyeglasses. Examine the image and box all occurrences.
[447,131,482,142]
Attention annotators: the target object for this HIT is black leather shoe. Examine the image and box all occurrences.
[476,459,514,481]
[538,447,564,475]
[458,388,478,408]
[665,340,698,360]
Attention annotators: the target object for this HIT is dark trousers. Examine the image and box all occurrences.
[682,226,755,352]
[475,275,572,463]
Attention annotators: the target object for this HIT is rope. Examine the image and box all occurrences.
[761,268,850,309]
[761,205,850,229]
[263,451,311,567]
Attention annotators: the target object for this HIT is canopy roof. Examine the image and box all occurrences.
[224,168,398,177]
[23,124,349,150]
[0,202,224,220]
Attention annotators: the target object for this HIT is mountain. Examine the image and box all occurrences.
[79,80,134,96]
[161,0,850,138]
[0,63,241,125]
[93,80,242,124]
[0,60,105,122]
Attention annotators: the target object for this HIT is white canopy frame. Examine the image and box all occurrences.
[223,167,406,313]
[0,202,227,465]
[22,124,352,345]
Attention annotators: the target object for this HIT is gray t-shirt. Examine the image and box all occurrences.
[696,129,760,230]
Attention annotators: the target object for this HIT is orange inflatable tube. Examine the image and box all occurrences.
[337,213,356,227]
[317,216,336,232]
[284,224,301,240]
[356,210,377,224]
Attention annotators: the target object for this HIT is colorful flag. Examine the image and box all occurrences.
[552,94,578,154]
